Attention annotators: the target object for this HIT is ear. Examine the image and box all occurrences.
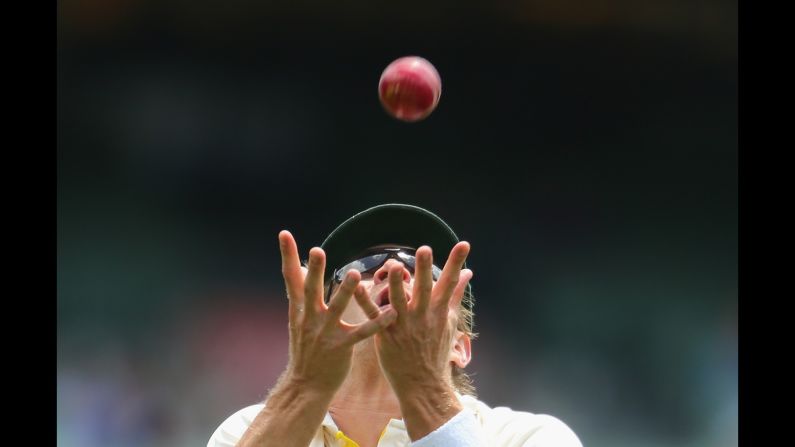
[449,331,472,368]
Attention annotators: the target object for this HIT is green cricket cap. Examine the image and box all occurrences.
[319,203,474,312]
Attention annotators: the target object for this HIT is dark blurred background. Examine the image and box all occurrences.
[57,0,737,446]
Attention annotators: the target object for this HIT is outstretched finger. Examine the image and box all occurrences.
[435,241,470,307]
[388,262,409,316]
[326,270,361,321]
[353,284,381,320]
[449,269,473,310]
[279,231,304,323]
[347,308,398,345]
[412,246,434,313]
[303,247,326,316]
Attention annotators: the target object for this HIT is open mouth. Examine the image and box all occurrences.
[375,287,411,309]
[377,288,390,308]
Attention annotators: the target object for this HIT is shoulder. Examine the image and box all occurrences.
[461,395,583,447]
[207,404,266,447]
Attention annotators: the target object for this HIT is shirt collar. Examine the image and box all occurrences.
[319,392,477,444]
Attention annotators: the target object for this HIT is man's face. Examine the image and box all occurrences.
[328,245,432,323]
[328,251,472,371]
[337,257,415,325]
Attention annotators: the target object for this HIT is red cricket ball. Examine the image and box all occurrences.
[378,56,442,122]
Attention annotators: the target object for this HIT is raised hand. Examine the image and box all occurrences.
[235,232,398,447]
[279,230,398,393]
[368,242,474,440]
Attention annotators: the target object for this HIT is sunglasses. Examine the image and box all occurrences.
[325,247,443,301]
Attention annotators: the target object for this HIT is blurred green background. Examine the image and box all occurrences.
[57,1,737,446]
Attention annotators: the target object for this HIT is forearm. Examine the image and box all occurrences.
[395,379,463,441]
[236,377,334,447]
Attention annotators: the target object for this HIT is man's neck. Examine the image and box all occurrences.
[328,343,402,447]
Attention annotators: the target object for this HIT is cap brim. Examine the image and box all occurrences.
[320,204,461,278]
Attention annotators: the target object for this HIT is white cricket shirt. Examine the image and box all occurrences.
[207,394,583,447]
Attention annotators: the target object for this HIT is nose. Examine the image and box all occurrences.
[373,259,411,285]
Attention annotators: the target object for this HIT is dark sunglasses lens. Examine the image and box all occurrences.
[334,253,388,282]
[396,252,416,270]
[333,251,443,282]
[397,252,443,281]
